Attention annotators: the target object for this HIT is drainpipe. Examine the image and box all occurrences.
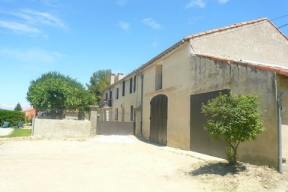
[140,74,143,134]
[136,71,144,135]
[277,90,288,174]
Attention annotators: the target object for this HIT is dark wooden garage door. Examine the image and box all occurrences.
[190,90,229,159]
[150,94,168,145]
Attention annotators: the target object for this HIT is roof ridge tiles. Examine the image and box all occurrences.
[184,18,268,40]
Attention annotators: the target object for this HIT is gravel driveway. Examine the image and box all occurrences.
[1,136,287,192]
[0,136,209,192]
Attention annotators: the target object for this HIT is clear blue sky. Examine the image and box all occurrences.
[0,0,288,110]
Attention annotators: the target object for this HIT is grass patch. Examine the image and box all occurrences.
[0,129,32,138]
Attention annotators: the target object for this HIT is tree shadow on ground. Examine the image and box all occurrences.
[188,162,247,176]
[134,135,166,148]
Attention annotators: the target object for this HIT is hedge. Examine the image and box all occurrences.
[0,110,25,127]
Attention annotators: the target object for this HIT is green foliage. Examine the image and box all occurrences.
[25,117,32,125]
[201,93,265,164]
[26,71,95,112]
[14,103,22,111]
[0,110,25,126]
[86,69,111,105]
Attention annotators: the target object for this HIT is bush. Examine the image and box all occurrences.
[0,110,25,126]
[201,93,265,164]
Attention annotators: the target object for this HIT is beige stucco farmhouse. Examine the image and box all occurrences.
[102,18,288,169]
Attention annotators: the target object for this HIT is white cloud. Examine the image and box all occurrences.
[1,0,16,3]
[14,9,67,29]
[151,41,158,47]
[40,0,59,7]
[0,20,40,34]
[118,20,130,31]
[185,0,206,8]
[0,103,15,110]
[0,103,32,110]
[142,18,162,30]
[0,48,64,63]
[116,0,127,6]
[188,16,204,25]
[0,8,67,36]
[22,103,33,110]
[217,0,229,4]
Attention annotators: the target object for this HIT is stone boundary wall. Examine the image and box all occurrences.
[33,119,93,138]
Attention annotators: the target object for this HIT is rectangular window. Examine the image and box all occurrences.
[122,81,125,96]
[105,92,108,100]
[133,76,136,93]
[116,88,119,99]
[130,78,133,94]
[130,105,133,121]
[109,91,112,107]
[115,108,118,120]
[155,65,162,90]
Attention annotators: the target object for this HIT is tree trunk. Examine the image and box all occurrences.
[232,146,238,165]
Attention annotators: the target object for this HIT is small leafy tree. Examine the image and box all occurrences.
[201,93,265,164]
[14,103,22,111]
[27,72,95,116]
[86,69,111,105]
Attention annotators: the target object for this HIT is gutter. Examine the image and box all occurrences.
[135,71,144,135]
[140,73,144,134]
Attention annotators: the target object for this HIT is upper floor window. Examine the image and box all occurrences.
[109,90,112,107]
[130,78,133,94]
[155,64,162,90]
[133,76,136,93]
[122,81,125,96]
[116,88,119,99]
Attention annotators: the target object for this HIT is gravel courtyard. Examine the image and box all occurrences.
[0,135,287,192]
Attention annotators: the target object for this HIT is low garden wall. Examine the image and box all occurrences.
[33,119,93,138]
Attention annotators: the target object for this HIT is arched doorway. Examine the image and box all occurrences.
[150,94,168,145]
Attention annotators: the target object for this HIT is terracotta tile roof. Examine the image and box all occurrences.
[22,108,36,118]
[184,18,288,41]
[195,54,288,77]
[104,18,288,91]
